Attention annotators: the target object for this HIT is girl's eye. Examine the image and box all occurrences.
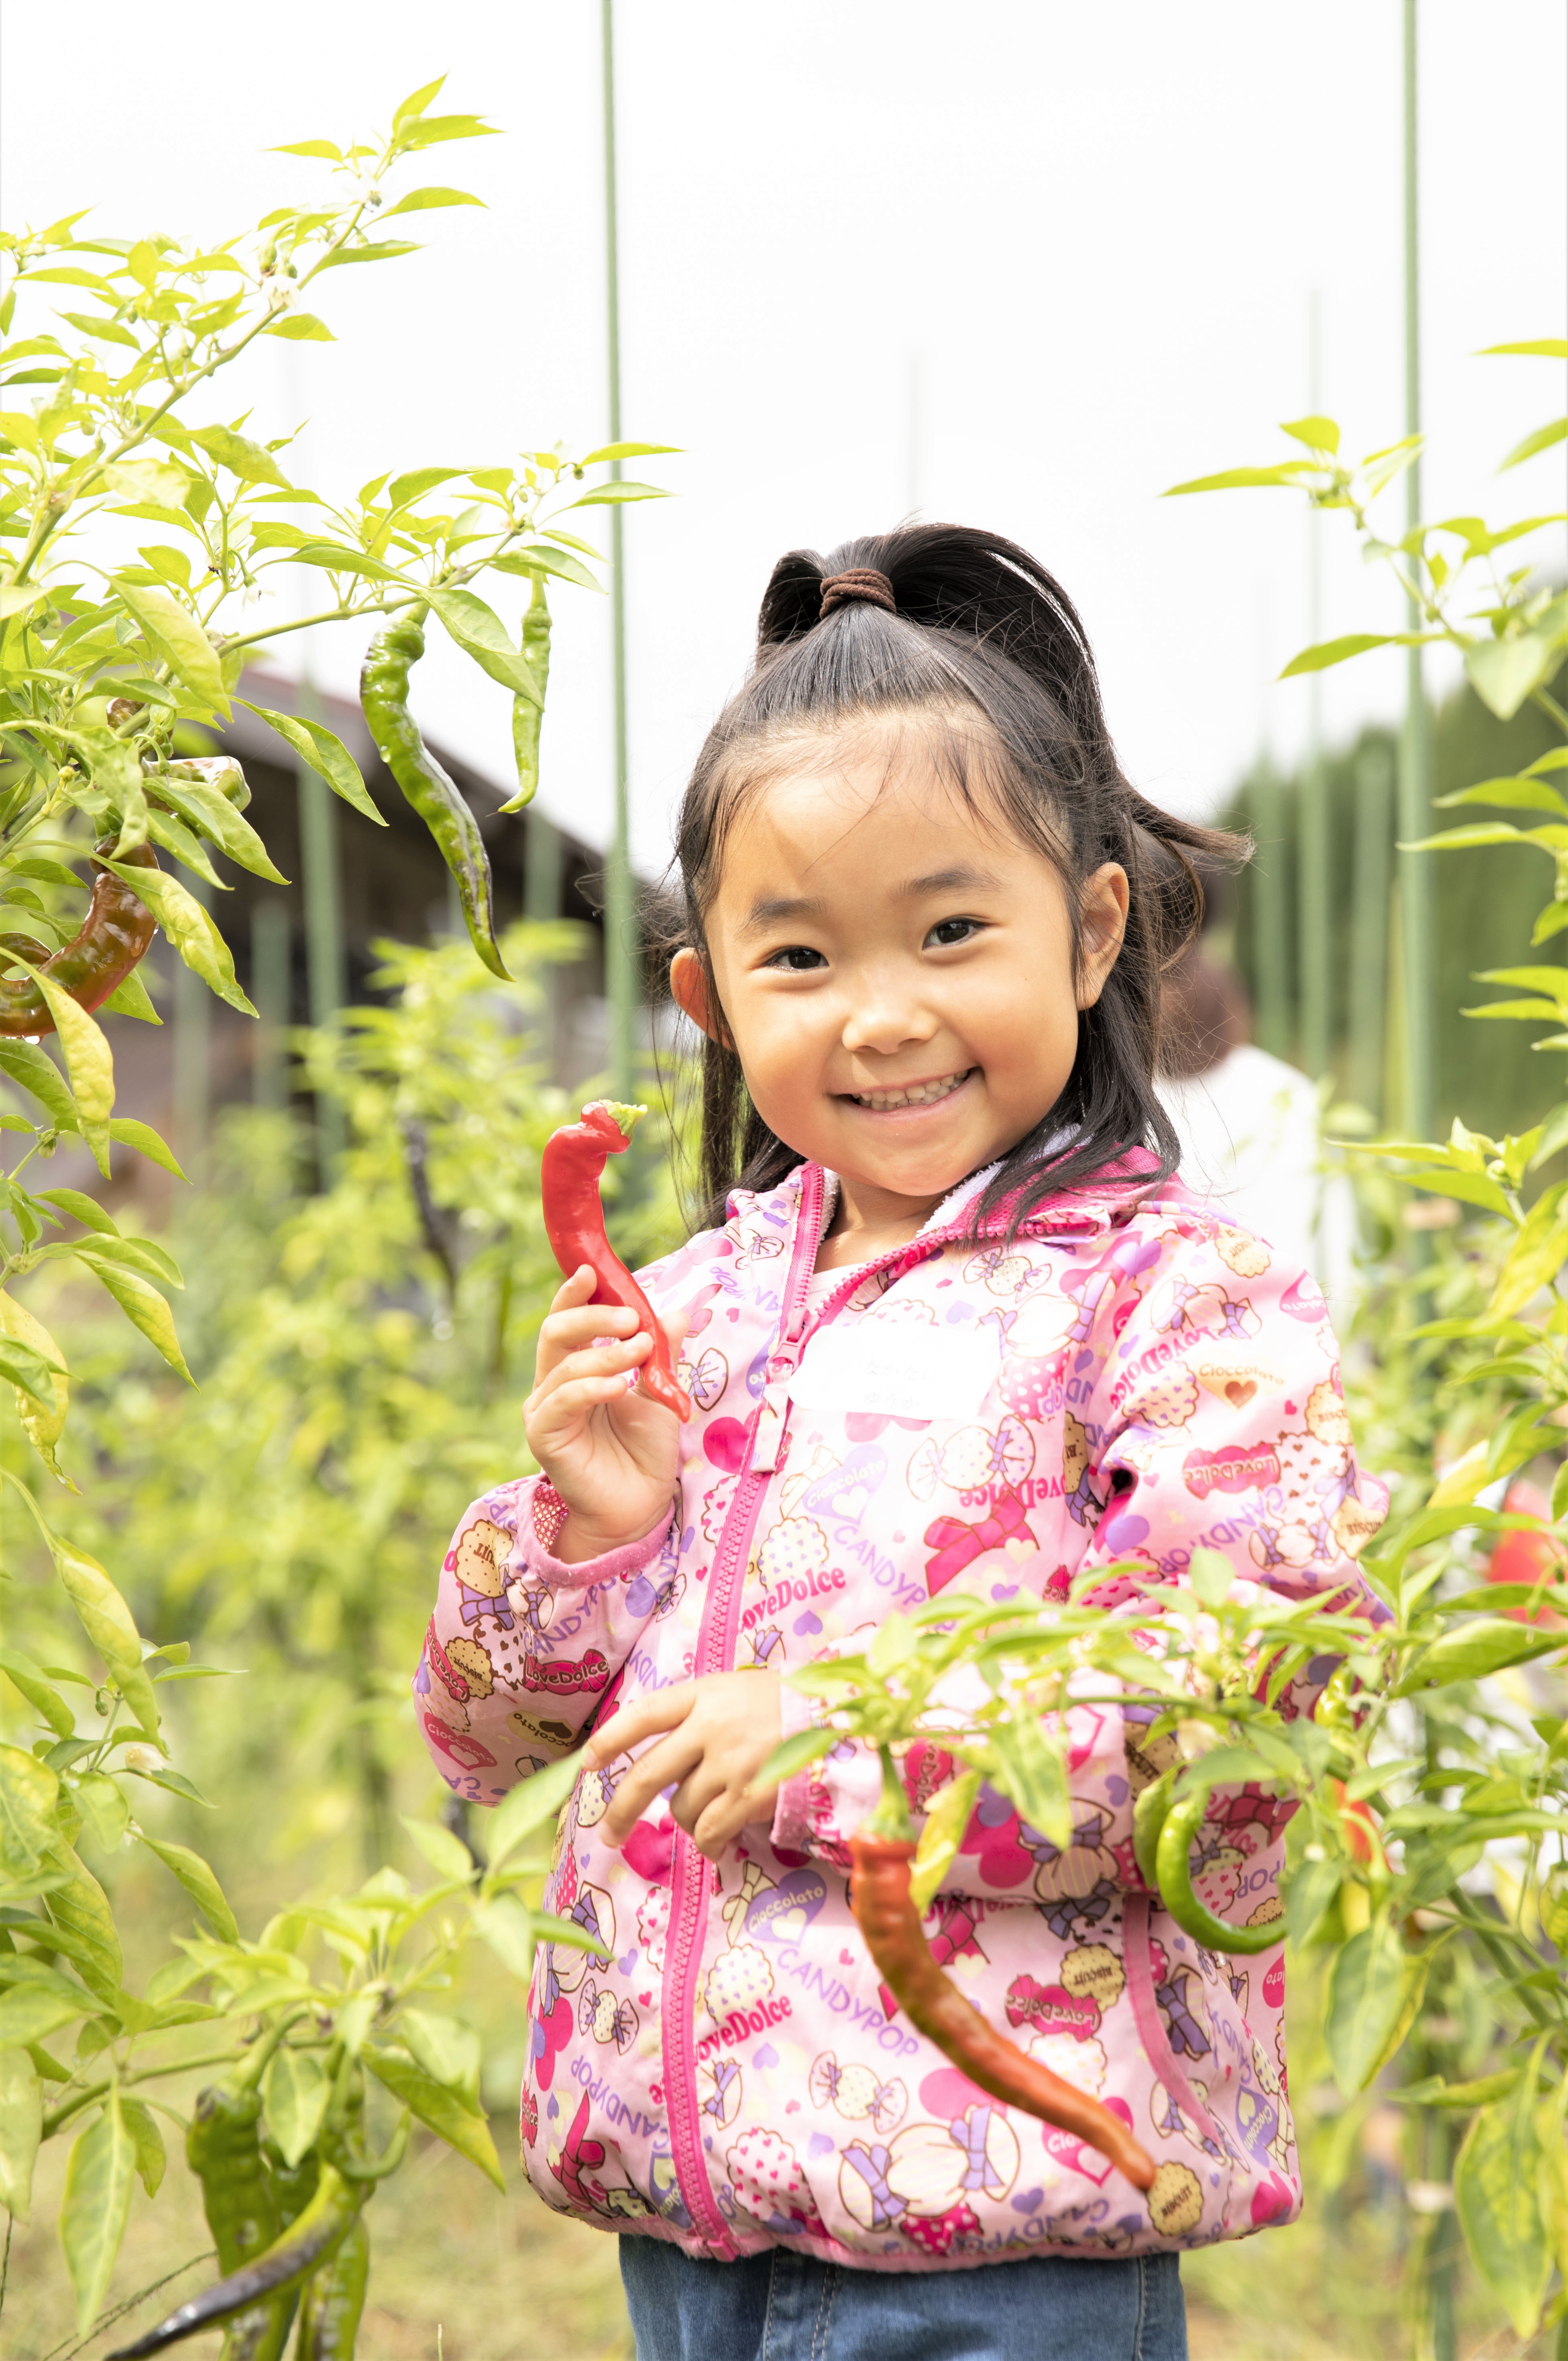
[926,916,982,948]
[766,945,827,972]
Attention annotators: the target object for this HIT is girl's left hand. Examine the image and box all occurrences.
[582,1671,784,1862]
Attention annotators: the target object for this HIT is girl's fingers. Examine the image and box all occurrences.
[525,1372,649,1449]
[599,1729,706,1845]
[529,1333,651,1407]
[582,1684,695,1770]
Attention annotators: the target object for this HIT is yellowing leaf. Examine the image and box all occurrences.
[364,2048,503,2189]
[101,860,255,1015]
[75,1247,191,1384]
[135,1831,238,1941]
[0,2048,42,2221]
[111,579,228,714]
[0,1741,59,1876]
[61,2094,136,2335]
[31,973,112,1173]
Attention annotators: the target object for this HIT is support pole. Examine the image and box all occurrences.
[602,0,637,1101]
[1399,0,1435,1141]
[1298,291,1332,1078]
[1349,740,1395,1119]
[172,878,210,1178]
[251,896,291,1112]
[1251,755,1292,1060]
[296,674,346,1168]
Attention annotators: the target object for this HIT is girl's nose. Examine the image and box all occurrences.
[839,976,937,1058]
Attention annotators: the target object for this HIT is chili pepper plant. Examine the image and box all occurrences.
[0,86,670,2345]
[769,343,1568,2351]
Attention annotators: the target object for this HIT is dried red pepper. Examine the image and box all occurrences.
[0,839,157,1037]
[848,1831,1157,2189]
[541,1100,691,1423]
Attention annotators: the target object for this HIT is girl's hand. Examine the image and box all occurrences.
[524,1265,686,1564]
[582,1672,784,1861]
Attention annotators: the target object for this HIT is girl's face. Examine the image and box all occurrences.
[671,725,1128,1222]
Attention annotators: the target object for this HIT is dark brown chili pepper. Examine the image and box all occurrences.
[542,1100,691,1423]
[0,839,157,1037]
[849,1832,1157,2190]
[107,2163,365,2360]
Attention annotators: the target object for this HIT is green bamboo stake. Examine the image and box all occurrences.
[1399,0,1436,1142]
[250,897,291,1112]
[172,875,211,1179]
[296,673,346,1167]
[1298,292,1332,1078]
[1251,754,1291,1059]
[602,0,637,1102]
[1349,740,1394,1118]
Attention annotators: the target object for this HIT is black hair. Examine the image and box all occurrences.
[662,522,1244,1238]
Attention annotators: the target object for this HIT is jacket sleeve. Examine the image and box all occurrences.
[413,1474,676,1806]
[775,1208,1387,1913]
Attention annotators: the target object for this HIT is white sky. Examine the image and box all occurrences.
[3,2,1566,878]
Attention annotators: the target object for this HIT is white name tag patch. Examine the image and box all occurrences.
[790,1321,998,1422]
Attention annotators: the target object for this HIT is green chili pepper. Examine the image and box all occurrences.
[501,573,551,814]
[1131,1767,1175,1892]
[294,2215,369,2361]
[1154,1786,1285,1956]
[107,2163,365,2361]
[360,610,507,979]
[181,2084,291,2361]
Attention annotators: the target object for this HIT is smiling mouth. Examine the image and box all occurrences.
[844,1069,975,1111]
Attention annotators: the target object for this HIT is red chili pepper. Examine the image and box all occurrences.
[0,840,157,1038]
[848,1833,1157,2191]
[541,1100,691,1424]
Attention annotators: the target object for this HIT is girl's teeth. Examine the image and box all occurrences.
[851,1071,969,1111]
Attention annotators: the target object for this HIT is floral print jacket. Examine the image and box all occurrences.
[414,1155,1384,2272]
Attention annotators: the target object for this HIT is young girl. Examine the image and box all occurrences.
[416,526,1383,2360]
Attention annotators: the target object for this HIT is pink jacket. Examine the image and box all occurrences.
[415,1156,1385,2271]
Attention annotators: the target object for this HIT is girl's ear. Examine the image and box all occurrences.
[1076,862,1130,1010]
[670,948,723,1042]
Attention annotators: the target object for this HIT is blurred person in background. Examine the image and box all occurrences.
[1157,856,1355,1313]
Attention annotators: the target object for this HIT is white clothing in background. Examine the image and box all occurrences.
[1157,1044,1357,1315]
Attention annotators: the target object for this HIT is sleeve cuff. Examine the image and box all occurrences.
[770,1677,821,1854]
[517,1477,676,1588]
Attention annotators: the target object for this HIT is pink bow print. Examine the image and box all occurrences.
[923,1488,1037,1594]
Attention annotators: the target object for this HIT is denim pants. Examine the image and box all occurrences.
[619,2235,1187,2361]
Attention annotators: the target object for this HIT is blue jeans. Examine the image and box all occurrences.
[619,2236,1187,2361]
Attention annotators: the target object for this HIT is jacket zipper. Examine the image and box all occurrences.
[657,1163,1140,2245]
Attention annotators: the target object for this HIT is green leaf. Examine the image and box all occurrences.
[909,1769,982,1913]
[263,2044,330,2167]
[1465,634,1560,722]
[399,1815,474,1884]
[485,1753,582,1873]
[1279,634,1399,677]
[187,424,292,490]
[0,1980,94,2044]
[1434,777,1568,818]
[1493,1195,1568,1317]
[386,467,463,510]
[489,544,602,593]
[235,700,382,824]
[578,442,682,465]
[0,1038,76,1127]
[74,1248,192,1382]
[158,770,287,885]
[101,860,255,1017]
[1499,416,1568,473]
[0,2046,42,2220]
[272,139,342,160]
[379,188,485,218]
[469,1892,539,1981]
[73,1771,128,1853]
[988,1714,1070,1849]
[286,541,404,582]
[758,1725,837,1788]
[98,965,161,1022]
[32,972,113,1174]
[1285,1854,1342,1949]
[108,1117,185,1178]
[425,584,542,702]
[393,75,446,127]
[564,481,671,508]
[112,581,228,713]
[364,2047,503,2188]
[1480,340,1568,359]
[316,241,422,271]
[1393,1617,1564,1694]
[0,1334,67,1412]
[61,2093,136,2335]
[1455,2086,1551,2337]
[0,1743,59,1877]
[1279,414,1340,454]
[0,1649,73,1737]
[51,1537,162,1730]
[134,1832,238,1940]
[119,2095,165,2196]
[1326,1921,1422,2094]
[1162,463,1313,496]
[261,313,335,343]
[395,115,500,152]
[399,2008,481,2110]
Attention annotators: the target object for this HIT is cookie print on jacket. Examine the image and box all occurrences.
[415,1157,1383,2271]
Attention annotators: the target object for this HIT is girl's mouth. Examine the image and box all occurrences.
[843,1068,975,1112]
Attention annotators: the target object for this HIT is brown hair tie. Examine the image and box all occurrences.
[819,567,896,618]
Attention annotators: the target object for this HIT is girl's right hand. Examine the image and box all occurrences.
[523,1266,685,1564]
